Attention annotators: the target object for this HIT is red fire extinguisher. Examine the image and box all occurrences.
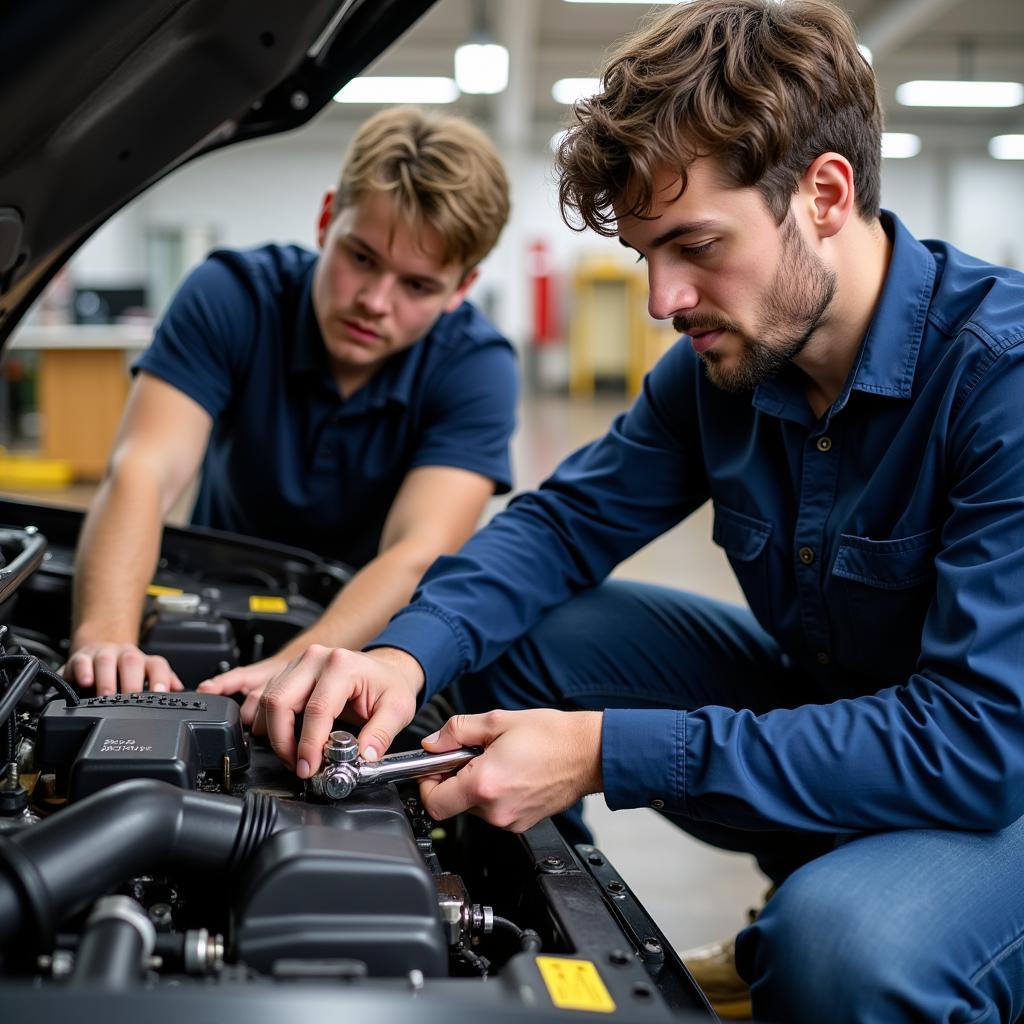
[527,239,557,345]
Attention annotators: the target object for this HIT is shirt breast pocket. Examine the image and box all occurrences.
[830,528,937,674]
[712,504,774,632]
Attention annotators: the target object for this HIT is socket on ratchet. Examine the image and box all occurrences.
[306,729,483,801]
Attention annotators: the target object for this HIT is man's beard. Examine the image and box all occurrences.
[673,215,837,393]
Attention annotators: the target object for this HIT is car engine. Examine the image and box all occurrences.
[0,501,716,1023]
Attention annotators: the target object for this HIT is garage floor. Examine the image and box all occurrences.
[5,388,767,957]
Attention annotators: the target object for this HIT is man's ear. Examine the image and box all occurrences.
[317,189,336,248]
[444,267,480,313]
[799,153,855,240]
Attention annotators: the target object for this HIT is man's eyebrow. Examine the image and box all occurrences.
[619,220,721,252]
[346,231,445,288]
[346,232,381,259]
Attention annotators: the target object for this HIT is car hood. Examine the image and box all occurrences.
[0,0,435,345]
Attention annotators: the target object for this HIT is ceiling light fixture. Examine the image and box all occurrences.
[333,77,460,105]
[989,135,1024,160]
[881,133,921,159]
[896,80,1024,108]
[454,43,509,95]
[552,77,602,105]
[454,0,508,95]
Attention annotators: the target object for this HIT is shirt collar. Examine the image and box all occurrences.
[841,210,935,403]
[753,210,937,422]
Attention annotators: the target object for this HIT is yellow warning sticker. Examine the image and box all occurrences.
[249,595,289,614]
[536,957,616,1013]
[146,584,184,597]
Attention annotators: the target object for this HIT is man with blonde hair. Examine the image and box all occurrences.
[259,3,1024,1020]
[67,106,516,714]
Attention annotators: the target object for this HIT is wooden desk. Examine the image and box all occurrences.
[7,324,150,480]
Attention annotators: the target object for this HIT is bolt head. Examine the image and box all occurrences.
[322,762,358,799]
[324,730,359,763]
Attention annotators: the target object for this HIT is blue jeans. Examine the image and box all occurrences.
[452,580,1024,1023]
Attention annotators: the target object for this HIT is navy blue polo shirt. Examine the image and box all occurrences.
[134,245,517,567]
[374,212,1024,834]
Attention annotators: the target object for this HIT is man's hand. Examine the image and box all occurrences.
[197,654,293,725]
[417,709,604,832]
[253,645,425,778]
[63,643,184,695]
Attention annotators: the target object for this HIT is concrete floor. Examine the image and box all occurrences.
[4,388,767,956]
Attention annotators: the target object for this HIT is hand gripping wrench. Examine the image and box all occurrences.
[306,729,482,801]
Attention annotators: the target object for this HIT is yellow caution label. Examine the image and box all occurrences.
[146,584,184,597]
[249,595,289,614]
[536,957,616,1013]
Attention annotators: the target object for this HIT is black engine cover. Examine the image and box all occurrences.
[234,824,448,977]
[35,693,248,800]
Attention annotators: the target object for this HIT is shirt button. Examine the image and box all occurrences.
[816,436,833,452]
[650,799,665,810]
[816,651,831,665]
[798,546,816,565]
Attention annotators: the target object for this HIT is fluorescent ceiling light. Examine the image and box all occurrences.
[881,133,921,159]
[989,135,1024,160]
[333,77,459,105]
[552,77,602,105]
[896,80,1024,108]
[455,43,509,95]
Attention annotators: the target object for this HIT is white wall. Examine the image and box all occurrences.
[879,154,1024,268]
[878,158,946,241]
[136,134,346,253]
[74,202,147,287]
[947,158,1024,268]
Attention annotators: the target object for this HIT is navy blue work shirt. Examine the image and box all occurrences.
[134,245,517,568]
[373,213,1024,835]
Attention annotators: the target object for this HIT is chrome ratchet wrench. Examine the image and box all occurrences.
[307,729,482,800]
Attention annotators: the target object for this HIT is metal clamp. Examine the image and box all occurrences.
[307,730,482,801]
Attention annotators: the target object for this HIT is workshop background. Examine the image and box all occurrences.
[7,0,1024,951]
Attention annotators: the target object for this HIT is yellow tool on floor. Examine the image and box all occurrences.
[0,449,74,489]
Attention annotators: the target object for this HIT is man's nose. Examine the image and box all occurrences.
[647,266,699,321]
[357,274,394,315]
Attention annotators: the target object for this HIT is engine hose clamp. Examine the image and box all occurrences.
[86,895,156,957]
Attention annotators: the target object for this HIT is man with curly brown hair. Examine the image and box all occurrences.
[261,4,1024,1020]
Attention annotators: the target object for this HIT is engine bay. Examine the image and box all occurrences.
[0,502,715,1023]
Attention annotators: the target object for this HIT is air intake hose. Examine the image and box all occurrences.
[0,779,285,949]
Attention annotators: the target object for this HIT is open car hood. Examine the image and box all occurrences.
[0,0,435,345]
